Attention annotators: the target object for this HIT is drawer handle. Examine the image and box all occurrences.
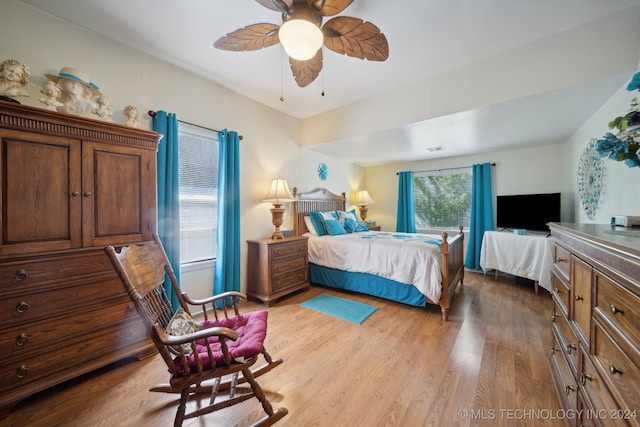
[564,385,576,395]
[610,304,624,315]
[565,343,577,355]
[71,191,79,197]
[555,288,562,294]
[609,364,622,375]
[125,304,135,315]
[550,346,559,355]
[551,312,559,322]
[16,365,29,379]
[580,373,592,386]
[83,191,92,197]
[13,269,28,282]
[556,257,567,263]
[575,295,583,301]
[16,301,31,313]
[15,333,30,346]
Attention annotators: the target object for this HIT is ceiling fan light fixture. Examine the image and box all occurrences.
[279,19,323,61]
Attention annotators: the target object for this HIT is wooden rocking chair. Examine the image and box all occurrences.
[105,234,287,427]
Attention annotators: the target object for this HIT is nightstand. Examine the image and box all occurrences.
[246,235,309,306]
[367,224,381,231]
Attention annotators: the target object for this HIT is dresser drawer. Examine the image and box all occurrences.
[272,255,306,275]
[272,267,307,293]
[552,273,570,317]
[572,255,593,347]
[0,317,148,393]
[550,329,578,410]
[594,270,640,350]
[554,243,571,279]
[0,297,137,356]
[0,274,125,326]
[553,308,579,374]
[580,350,632,427]
[593,320,640,415]
[0,252,113,292]
[270,240,306,260]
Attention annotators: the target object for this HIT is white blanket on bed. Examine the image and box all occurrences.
[306,231,444,303]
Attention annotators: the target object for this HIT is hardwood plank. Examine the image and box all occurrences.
[3,272,565,427]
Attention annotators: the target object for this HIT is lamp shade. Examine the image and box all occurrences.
[278,19,323,61]
[263,178,295,204]
[354,190,374,206]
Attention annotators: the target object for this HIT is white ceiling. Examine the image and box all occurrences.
[18,0,640,166]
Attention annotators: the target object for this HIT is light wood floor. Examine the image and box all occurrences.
[4,271,565,427]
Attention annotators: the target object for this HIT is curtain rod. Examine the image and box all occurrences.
[148,110,243,140]
[396,162,496,175]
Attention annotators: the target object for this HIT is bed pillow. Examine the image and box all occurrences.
[309,211,337,236]
[304,216,317,235]
[344,216,370,233]
[323,219,347,235]
[336,210,359,225]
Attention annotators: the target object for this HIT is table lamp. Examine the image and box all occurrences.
[354,190,374,221]
[263,178,295,239]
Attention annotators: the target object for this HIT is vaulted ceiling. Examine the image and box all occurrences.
[19,0,640,165]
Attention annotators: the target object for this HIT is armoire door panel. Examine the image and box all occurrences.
[0,131,81,256]
[82,141,151,247]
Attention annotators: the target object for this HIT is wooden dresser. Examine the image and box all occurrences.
[246,235,309,306]
[548,223,640,426]
[0,102,159,416]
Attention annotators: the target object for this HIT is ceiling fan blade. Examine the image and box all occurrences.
[256,0,293,13]
[322,16,389,61]
[289,50,323,87]
[306,0,353,16]
[214,23,281,51]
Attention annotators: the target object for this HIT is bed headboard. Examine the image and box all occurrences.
[291,187,346,236]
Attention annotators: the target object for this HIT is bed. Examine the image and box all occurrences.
[291,187,465,321]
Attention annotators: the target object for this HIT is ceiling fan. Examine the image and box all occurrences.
[214,0,389,88]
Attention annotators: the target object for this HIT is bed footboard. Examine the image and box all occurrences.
[433,226,464,321]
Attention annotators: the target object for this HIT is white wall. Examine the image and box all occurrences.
[1,1,364,297]
[364,143,570,232]
[564,61,640,224]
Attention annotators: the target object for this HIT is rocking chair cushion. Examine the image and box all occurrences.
[175,310,268,374]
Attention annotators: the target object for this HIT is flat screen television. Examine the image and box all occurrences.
[496,192,561,232]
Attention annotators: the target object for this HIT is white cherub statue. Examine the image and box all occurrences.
[92,95,113,118]
[39,81,63,107]
[0,59,30,99]
[123,105,141,128]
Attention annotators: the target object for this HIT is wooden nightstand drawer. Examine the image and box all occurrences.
[272,256,306,275]
[271,240,306,260]
[273,268,307,292]
[553,308,579,374]
[552,273,570,317]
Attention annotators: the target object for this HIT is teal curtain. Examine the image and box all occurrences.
[464,162,494,270]
[214,130,241,298]
[396,171,416,233]
[152,111,181,309]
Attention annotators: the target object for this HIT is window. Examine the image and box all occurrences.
[178,122,218,264]
[413,167,472,230]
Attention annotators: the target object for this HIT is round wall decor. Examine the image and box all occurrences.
[577,139,604,220]
[318,163,329,181]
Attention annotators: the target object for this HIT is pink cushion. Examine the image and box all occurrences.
[174,310,268,374]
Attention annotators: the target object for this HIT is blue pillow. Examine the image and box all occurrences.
[309,212,327,236]
[343,216,358,233]
[344,216,369,233]
[309,211,337,236]
[355,221,369,232]
[323,219,346,235]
